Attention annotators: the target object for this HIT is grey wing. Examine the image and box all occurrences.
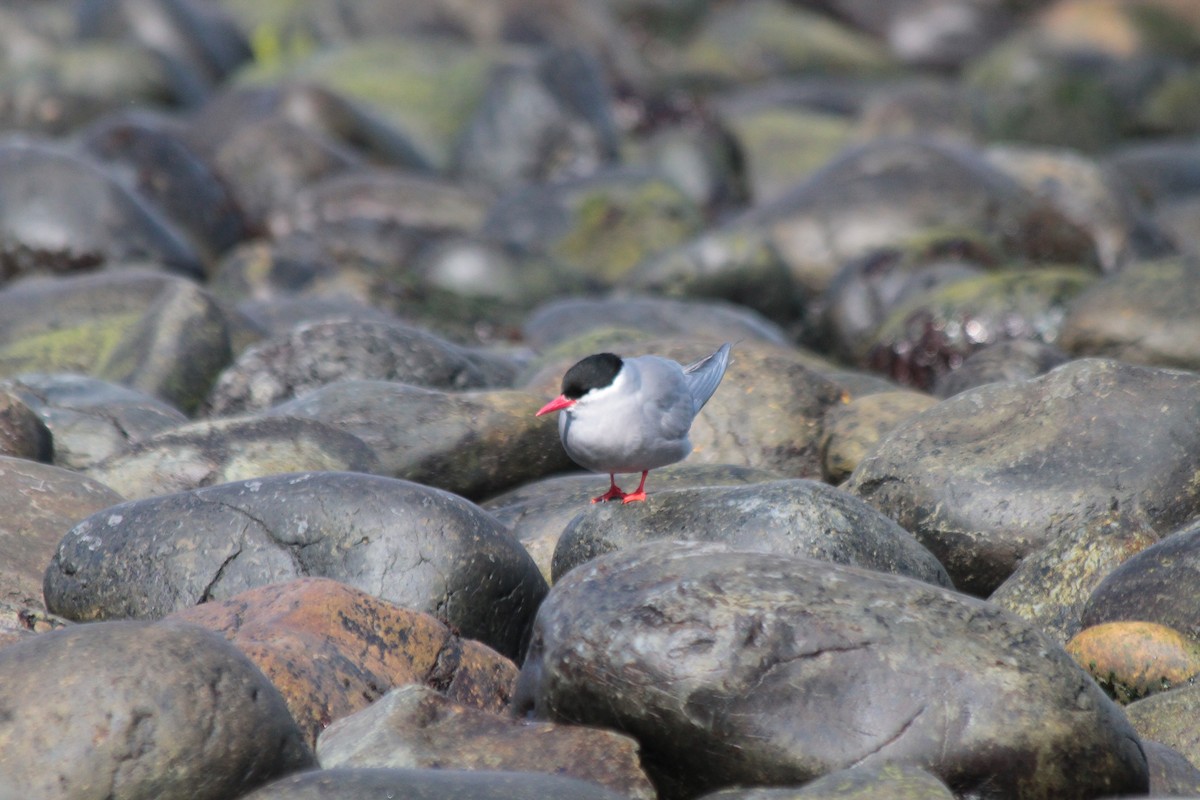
[631,356,695,442]
[683,343,732,414]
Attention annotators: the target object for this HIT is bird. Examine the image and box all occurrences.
[536,343,732,504]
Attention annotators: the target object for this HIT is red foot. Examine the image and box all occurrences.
[591,475,626,503]
[620,471,650,504]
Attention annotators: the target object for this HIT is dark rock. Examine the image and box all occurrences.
[261,382,572,500]
[44,471,547,660]
[1127,684,1200,772]
[170,578,518,749]
[239,767,630,800]
[696,762,955,799]
[552,480,951,587]
[515,541,1148,799]
[2,372,187,469]
[819,390,937,483]
[1081,519,1200,641]
[0,270,231,413]
[317,685,654,799]
[932,340,1070,398]
[205,319,517,416]
[0,619,313,799]
[0,138,203,279]
[846,359,1200,596]
[1059,256,1200,371]
[0,456,122,610]
[0,388,50,461]
[990,506,1159,643]
[1143,739,1200,798]
[82,414,380,499]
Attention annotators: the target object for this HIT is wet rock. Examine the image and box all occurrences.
[552,480,951,588]
[83,415,380,499]
[697,762,955,800]
[451,47,619,188]
[240,767,630,800]
[205,319,517,416]
[486,463,782,583]
[990,507,1159,643]
[44,471,547,660]
[1127,684,1200,771]
[515,541,1148,799]
[0,138,203,279]
[2,372,187,470]
[0,618,313,799]
[0,388,50,460]
[932,340,1070,398]
[523,295,791,349]
[80,109,250,267]
[846,359,1200,596]
[1059,256,1200,371]
[0,270,231,413]
[170,578,518,749]
[1081,519,1200,641]
[753,137,1100,294]
[819,390,937,483]
[318,685,654,799]
[261,382,573,500]
[482,168,703,285]
[673,0,894,85]
[0,456,122,610]
[863,267,1094,391]
[1066,621,1200,704]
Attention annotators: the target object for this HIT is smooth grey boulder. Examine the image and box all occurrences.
[239,768,630,800]
[696,762,956,799]
[0,619,312,800]
[846,358,1200,596]
[515,541,1148,800]
[551,480,951,587]
[44,471,547,660]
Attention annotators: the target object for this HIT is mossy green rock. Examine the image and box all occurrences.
[847,359,1200,596]
[0,271,231,413]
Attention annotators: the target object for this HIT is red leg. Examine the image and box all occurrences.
[592,474,626,503]
[621,471,649,504]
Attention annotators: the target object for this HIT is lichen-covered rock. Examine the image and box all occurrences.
[1066,621,1200,704]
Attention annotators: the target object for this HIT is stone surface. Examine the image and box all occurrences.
[696,762,956,800]
[239,767,631,800]
[847,359,1200,596]
[44,471,547,660]
[0,619,313,799]
[0,388,50,461]
[1127,684,1200,773]
[515,541,1147,799]
[1066,621,1200,704]
[819,390,937,483]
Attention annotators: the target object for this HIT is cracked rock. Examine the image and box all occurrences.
[514,541,1148,799]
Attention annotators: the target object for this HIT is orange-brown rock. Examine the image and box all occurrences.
[1067,621,1200,703]
[170,577,519,746]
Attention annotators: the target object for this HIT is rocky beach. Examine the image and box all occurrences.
[1,1,1200,798]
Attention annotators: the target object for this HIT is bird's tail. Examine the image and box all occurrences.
[683,343,732,414]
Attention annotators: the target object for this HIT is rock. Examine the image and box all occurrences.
[856,78,983,148]
[1081,518,1200,640]
[0,456,123,610]
[514,541,1148,799]
[989,506,1159,643]
[1066,621,1200,704]
[1143,738,1200,798]
[2,372,187,470]
[44,471,547,660]
[82,415,380,499]
[523,295,792,349]
[205,319,517,416]
[0,138,203,279]
[625,114,749,217]
[551,480,951,588]
[1059,257,1200,371]
[317,685,654,800]
[1105,140,1200,257]
[170,578,518,749]
[932,340,1070,398]
[486,463,783,583]
[0,270,231,413]
[0,619,313,799]
[0,599,68,650]
[863,267,1095,391]
[846,359,1200,596]
[239,767,631,800]
[1127,684,1200,772]
[696,762,955,799]
[0,388,50,461]
[261,382,574,500]
[819,390,937,483]
[481,168,703,285]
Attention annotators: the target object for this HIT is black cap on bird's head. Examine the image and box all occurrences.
[535,352,623,416]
